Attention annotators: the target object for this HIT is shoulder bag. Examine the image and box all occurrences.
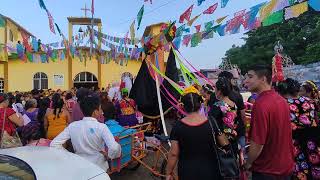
[208,115,240,179]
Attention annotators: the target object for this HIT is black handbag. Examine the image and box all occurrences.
[208,115,240,179]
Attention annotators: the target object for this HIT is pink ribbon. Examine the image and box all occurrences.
[172,44,214,86]
[160,88,187,116]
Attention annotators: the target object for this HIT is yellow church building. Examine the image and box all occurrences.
[0,15,141,92]
[0,14,169,93]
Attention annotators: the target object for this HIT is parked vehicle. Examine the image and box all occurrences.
[0,146,110,180]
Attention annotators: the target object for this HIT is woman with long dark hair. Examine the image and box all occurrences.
[166,86,222,180]
[37,97,50,138]
[71,88,90,122]
[44,93,70,140]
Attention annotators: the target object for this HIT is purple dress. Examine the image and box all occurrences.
[115,99,138,127]
[25,109,39,122]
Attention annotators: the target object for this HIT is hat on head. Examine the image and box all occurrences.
[121,88,129,94]
[182,86,201,96]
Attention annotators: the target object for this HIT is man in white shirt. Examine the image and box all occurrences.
[51,94,121,171]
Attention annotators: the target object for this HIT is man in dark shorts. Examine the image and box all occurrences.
[243,64,294,180]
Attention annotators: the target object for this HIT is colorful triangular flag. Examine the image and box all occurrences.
[38,0,48,11]
[179,5,194,23]
[187,14,201,26]
[137,5,144,30]
[198,0,205,6]
[173,36,182,49]
[176,24,186,37]
[216,15,228,24]
[46,10,55,34]
[204,21,214,32]
[195,25,201,32]
[203,3,218,14]
[221,0,230,8]
[262,10,283,26]
[191,33,202,47]
[273,0,290,13]
[284,1,308,20]
[182,34,192,47]
[216,24,226,36]
[130,21,136,44]
[259,0,278,21]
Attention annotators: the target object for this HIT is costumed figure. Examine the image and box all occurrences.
[272,41,285,83]
[115,88,138,127]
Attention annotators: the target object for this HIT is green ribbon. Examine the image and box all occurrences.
[149,62,183,95]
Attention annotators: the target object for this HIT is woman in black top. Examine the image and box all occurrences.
[166,86,222,180]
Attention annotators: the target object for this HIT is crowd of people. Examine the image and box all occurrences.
[0,85,140,171]
[0,64,319,180]
[166,64,320,180]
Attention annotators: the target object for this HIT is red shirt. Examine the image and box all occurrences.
[0,108,17,136]
[249,90,294,175]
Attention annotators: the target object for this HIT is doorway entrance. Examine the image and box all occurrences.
[73,72,98,90]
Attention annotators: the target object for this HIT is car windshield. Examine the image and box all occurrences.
[0,154,36,180]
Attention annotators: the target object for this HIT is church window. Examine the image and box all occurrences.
[33,72,48,90]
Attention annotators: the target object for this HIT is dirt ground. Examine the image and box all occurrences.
[110,118,175,180]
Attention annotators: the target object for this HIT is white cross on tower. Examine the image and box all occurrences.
[81,4,90,17]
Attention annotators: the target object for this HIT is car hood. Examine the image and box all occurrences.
[0,146,110,180]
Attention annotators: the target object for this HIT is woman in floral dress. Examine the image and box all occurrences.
[277,78,320,180]
[209,77,239,157]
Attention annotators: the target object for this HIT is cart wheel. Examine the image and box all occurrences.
[160,160,167,180]
[125,160,141,171]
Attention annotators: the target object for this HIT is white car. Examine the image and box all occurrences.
[0,146,110,180]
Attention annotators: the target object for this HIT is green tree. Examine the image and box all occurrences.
[223,9,320,73]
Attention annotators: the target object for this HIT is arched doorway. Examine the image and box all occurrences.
[73,72,98,90]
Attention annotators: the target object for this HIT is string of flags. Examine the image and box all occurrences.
[170,0,318,49]
[2,0,319,65]
[3,38,137,66]
[94,30,139,46]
